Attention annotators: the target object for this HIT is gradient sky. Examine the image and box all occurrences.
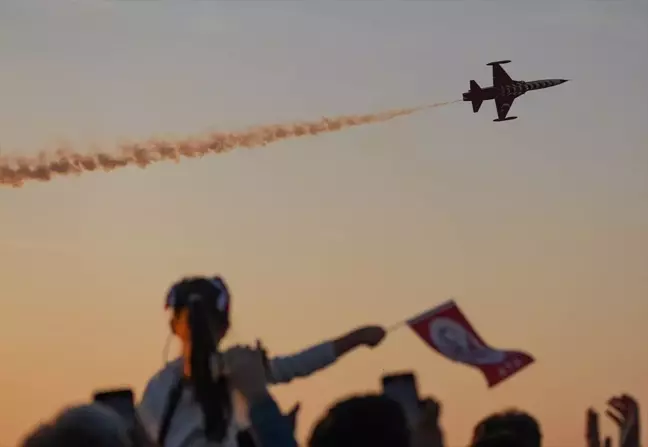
[1,1,647,446]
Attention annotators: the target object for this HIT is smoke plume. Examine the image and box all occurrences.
[0,101,457,188]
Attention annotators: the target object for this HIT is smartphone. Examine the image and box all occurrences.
[93,388,137,431]
[381,372,421,428]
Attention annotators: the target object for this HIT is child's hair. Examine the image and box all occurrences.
[171,276,232,442]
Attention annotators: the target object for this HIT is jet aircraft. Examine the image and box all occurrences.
[462,60,568,122]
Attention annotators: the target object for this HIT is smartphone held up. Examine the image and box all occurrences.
[92,388,137,431]
[381,371,421,428]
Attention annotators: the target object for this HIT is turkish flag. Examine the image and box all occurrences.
[407,300,534,387]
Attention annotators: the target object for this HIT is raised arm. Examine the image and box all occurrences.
[267,325,386,384]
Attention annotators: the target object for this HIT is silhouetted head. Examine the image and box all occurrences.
[20,403,131,447]
[472,409,542,447]
[473,431,521,447]
[308,394,411,447]
[20,424,57,447]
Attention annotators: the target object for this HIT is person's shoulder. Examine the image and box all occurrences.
[136,359,183,438]
[140,358,183,409]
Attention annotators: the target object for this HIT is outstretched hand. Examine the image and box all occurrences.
[587,408,611,447]
[606,394,641,447]
[351,325,387,348]
[332,325,387,358]
[587,394,641,447]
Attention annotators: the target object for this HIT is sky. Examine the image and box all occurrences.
[1,0,647,445]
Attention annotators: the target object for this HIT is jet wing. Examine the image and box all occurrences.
[492,64,513,87]
[495,95,516,120]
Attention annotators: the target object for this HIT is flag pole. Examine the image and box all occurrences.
[386,318,408,332]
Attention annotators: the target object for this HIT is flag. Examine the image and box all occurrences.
[407,299,534,387]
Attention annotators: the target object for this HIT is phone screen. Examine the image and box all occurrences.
[93,389,136,430]
[381,372,421,428]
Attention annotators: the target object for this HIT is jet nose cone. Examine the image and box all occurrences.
[559,79,569,84]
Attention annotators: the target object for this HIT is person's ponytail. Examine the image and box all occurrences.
[188,298,232,442]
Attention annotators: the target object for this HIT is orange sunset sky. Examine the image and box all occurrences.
[1,1,647,446]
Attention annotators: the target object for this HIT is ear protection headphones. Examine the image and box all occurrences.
[165,276,230,313]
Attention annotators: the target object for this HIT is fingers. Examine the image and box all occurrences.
[620,394,639,421]
[605,409,624,427]
[587,409,601,447]
[620,394,638,409]
[606,394,640,428]
[587,408,599,432]
[609,397,627,414]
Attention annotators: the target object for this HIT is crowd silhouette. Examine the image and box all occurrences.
[19,276,642,447]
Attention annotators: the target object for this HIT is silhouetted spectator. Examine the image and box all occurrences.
[20,403,131,447]
[472,409,542,447]
[20,424,56,447]
[308,394,411,447]
[587,393,641,447]
[473,432,521,447]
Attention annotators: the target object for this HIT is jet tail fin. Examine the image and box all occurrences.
[469,80,483,112]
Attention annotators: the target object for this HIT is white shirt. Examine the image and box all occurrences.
[137,341,337,447]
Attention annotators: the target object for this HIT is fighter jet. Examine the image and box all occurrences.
[462,60,568,122]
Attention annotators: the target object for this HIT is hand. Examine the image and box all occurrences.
[586,408,611,447]
[333,325,387,357]
[351,325,387,348]
[606,394,640,447]
[411,398,444,447]
[223,345,269,403]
